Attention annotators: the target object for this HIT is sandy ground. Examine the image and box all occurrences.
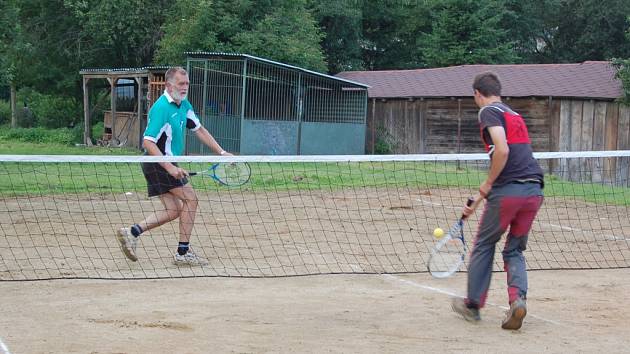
[1,269,629,354]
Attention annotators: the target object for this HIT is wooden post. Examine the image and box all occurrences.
[371,98,376,154]
[108,77,118,146]
[10,83,17,128]
[83,77,92,145]
[604,102,619,182]
[456,98,462,169]
[568,100,584,181]
[592,101,607,182]
[580,100,594,152]
[135,76,144,150]
[558,100,572,179]
[580,100,595,181]
[420,98,426,153]
[456,99,462,153]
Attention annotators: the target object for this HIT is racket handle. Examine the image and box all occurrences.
[461,197,475,220]
[189,172,198,176]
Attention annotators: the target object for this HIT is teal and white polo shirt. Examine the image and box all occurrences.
[143,91,201,156]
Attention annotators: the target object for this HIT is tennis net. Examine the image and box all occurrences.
[0,151,628,280]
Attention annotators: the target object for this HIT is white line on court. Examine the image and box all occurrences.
[538,222,630,241]
[382,274,563,326]
[0,336,11,354]
[414,199,630,242]
[416,198,459,210]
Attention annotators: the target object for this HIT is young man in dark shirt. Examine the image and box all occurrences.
[452,72,544,330]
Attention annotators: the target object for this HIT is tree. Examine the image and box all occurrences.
[77,0,170,68]
[11,0,171,96]
[0,0,35,127]
[421,0,519,67]
[234,1,326,71]
[549,0,630,63]
[503,0,563,63]
[308,0,364,73]
[153,0,222,65]
[155,0,326,71]
[612,17,630,106]
[360,1,433,70]
[16,0,90,94]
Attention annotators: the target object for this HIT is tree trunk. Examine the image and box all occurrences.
[10,83,17,128]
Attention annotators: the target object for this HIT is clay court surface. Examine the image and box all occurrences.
[1,186,629,353]
[1,269,629,353]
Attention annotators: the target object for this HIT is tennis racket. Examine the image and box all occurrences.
[427,197,474,278]
[189,162,251,186]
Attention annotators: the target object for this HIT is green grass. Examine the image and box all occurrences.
[0,140,628,206]
[0,140,140,155]
[543,174,630,206]
[0,139,141,195]
[0,160,484,196]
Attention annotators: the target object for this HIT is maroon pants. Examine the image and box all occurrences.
[466,182,543,308]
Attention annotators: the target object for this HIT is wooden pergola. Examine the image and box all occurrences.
[79,67,168,148]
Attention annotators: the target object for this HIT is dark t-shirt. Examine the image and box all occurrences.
[478,102,544,187]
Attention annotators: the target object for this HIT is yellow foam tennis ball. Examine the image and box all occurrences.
[433,228,444,238]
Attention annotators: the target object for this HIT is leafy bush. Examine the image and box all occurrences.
[0,100,10,125]
[374,125,398,154]
[17,105,35,128]
[20,91,81,129]
[0,126,81,145]
[92,121,104,141]
[72,122,86,143]
[69,122,105,144]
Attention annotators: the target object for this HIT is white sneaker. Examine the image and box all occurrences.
[173,250,208,266]
[116,227,138,262]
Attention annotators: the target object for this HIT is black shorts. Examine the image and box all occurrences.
[141,162,188,197]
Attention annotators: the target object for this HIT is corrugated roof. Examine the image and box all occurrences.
[335,61,622,99]
[186,52,369,88]
[79,66,171,75]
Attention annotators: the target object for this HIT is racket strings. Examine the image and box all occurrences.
[429,241,465,272]
[215,162,250,185]
[428,222,466,277]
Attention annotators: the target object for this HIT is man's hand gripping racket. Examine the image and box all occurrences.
[427,197,475,278]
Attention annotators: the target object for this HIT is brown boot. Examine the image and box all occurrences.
[501,298,527,330]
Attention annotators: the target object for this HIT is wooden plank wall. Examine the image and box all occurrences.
[367,97,552,154]
[367,97,629,185]
[554,100,630,185]
[368,99,425,153]
[423,99,480,154]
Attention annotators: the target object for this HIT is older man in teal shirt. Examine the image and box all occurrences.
[117,66,231,266]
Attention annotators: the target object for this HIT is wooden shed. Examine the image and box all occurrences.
[79,67,169,148]
[336,61,629,157]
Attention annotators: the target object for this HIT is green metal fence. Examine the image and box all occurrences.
[185,53,368,155]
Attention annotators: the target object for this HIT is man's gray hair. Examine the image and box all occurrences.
[165,67,188,83]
